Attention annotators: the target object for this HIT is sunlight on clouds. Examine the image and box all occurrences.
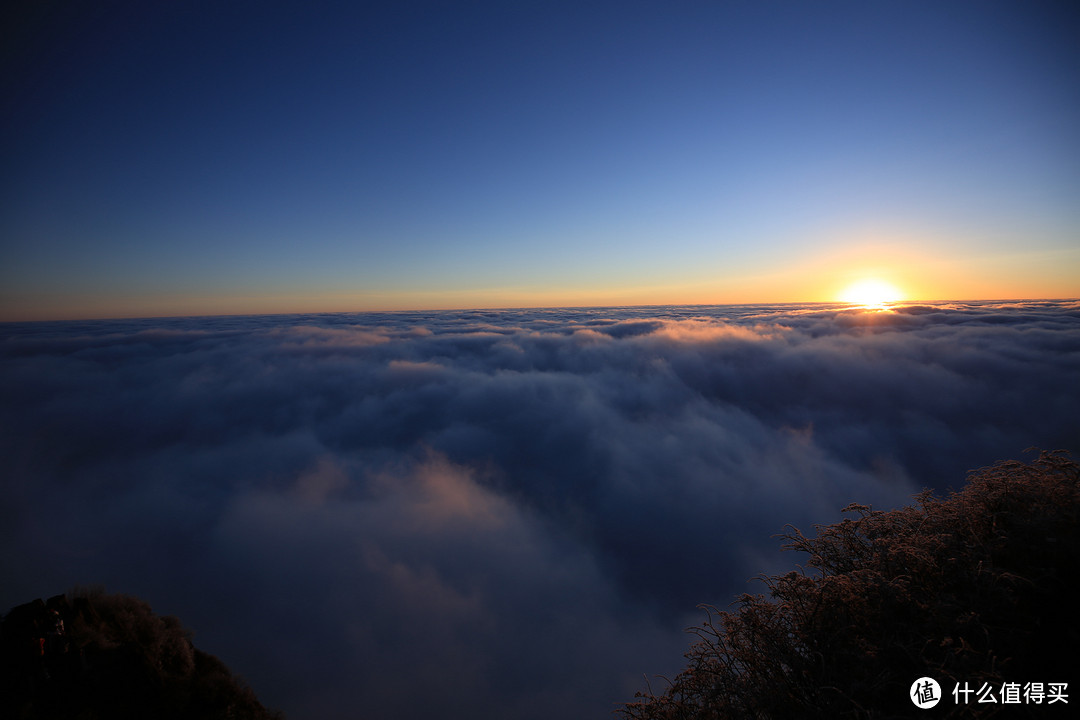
[373,453,511,532]
[650,319,791,343]
[269,325,393,348]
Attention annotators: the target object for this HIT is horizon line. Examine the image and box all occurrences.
[3,297,1077,325]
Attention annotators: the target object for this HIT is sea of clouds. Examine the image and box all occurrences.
[2,300,1078,719]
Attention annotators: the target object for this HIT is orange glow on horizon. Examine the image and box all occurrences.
[839,279,905,308]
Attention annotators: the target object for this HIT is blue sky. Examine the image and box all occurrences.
[3,0,1078,319]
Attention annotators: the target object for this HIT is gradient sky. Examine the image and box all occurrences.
[3,0,1078,320]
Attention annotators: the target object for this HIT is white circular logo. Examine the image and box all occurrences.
[911,677,941,709]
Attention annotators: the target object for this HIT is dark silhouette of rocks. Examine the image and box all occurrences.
[1,588,281,720]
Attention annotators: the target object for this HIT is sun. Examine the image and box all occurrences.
[840,279,904,308]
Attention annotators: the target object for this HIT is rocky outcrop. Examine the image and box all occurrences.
[1,589,281,720]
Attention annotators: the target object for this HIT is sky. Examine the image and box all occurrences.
[2,0,1078,321]
[2,300,1079,718]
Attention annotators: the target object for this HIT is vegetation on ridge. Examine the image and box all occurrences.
[5,452,1077,719]
[622,450,1078,719]
[1,587,281,720]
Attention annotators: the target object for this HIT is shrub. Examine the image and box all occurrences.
[621,450,1079,719]
[1,587,282,720]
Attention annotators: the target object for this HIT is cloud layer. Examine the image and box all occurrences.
[2,301,1078,719]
